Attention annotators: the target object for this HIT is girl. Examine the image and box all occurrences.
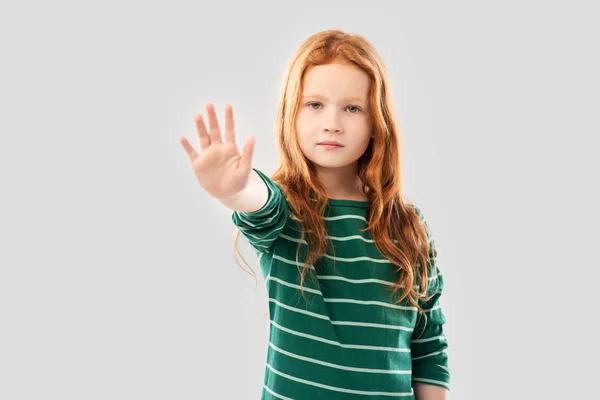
[180,29,450,400]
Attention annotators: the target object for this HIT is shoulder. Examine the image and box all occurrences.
[407,203,435,245]
[410,203,424,218]
[408,203,427,227]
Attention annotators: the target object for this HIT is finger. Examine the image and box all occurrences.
[239,136,255,171]
[194,114,211,150]
[205,102,222,144]
[179,135,198,162]
[223,104,236,145]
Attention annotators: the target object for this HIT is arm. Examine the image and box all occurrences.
[411,207,451,395]
[411,272,451,395]
[219,168,270,213]
[413,382,448,400]
[230,168,288,254]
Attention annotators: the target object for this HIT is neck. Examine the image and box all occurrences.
[315,164,368,200]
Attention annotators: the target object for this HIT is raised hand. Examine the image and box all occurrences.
[179,102,256,200]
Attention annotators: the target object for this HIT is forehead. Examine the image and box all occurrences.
[301,63,370,99]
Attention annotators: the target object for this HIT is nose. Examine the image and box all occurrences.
[323,110,343,133]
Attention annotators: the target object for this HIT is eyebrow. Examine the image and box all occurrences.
[302,94,368,103]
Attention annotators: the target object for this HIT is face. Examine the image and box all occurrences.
[295,61,373,173]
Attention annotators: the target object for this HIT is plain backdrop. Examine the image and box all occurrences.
[1,1,599,399]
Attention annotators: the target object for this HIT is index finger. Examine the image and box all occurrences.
[194,114,211,150]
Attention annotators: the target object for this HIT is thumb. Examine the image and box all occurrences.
[239,136,256,172]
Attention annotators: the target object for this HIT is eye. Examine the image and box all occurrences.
[306,102,362,113]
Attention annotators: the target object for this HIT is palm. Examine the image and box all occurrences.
[179,103,256,200]
[194,141,246,198]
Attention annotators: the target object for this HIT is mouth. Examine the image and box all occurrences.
[318,144,343,149]
[317,142,343,148]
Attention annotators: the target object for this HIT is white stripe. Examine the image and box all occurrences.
[331,320,414,332]
[290,213,369,223]
[323,214,368,223]
[270,320,411,352]
[411,349,446,361]
[411,335,445,344]
[273,253,441,288]
[279,234,391,263]
[265,276,417,312]
[266,275,323,295]
[235,212,257,227]
[281,232,385,245]
[238,210,278,224]
[329,234,376,243]
[272,254,397,280]
[279,233,309,244]
[263,384,294,400]
[423,304,441,313]
[318,275,419,290]
[265,272,418,311]
[239,229,278,242]
[268,298,329,320]
[323,253,392,263]
[323,297,417,312]
[272,254,315,270]
[319,275,395,286]
[266,363,414,397]
[267,297,414,331]
[411,377,450,390]
[268,342,411,374]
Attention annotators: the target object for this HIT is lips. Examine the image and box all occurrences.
[317,141,343,147]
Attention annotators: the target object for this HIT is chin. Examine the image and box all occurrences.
[308,157,356,169]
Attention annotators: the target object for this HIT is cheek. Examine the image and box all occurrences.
[359,116,372,131]
[296,112,312,132]
[351,119,372,144]
[295,116,316,144]
[294,130,308,153]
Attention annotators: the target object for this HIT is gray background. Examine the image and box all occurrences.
[1,1,598,399]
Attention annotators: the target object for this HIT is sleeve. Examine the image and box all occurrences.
[410,206,451,391]
[230,168,288,254]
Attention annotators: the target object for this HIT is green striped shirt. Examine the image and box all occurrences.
[232,168,451,399]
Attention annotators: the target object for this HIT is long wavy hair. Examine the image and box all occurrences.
[233,29,436,317]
